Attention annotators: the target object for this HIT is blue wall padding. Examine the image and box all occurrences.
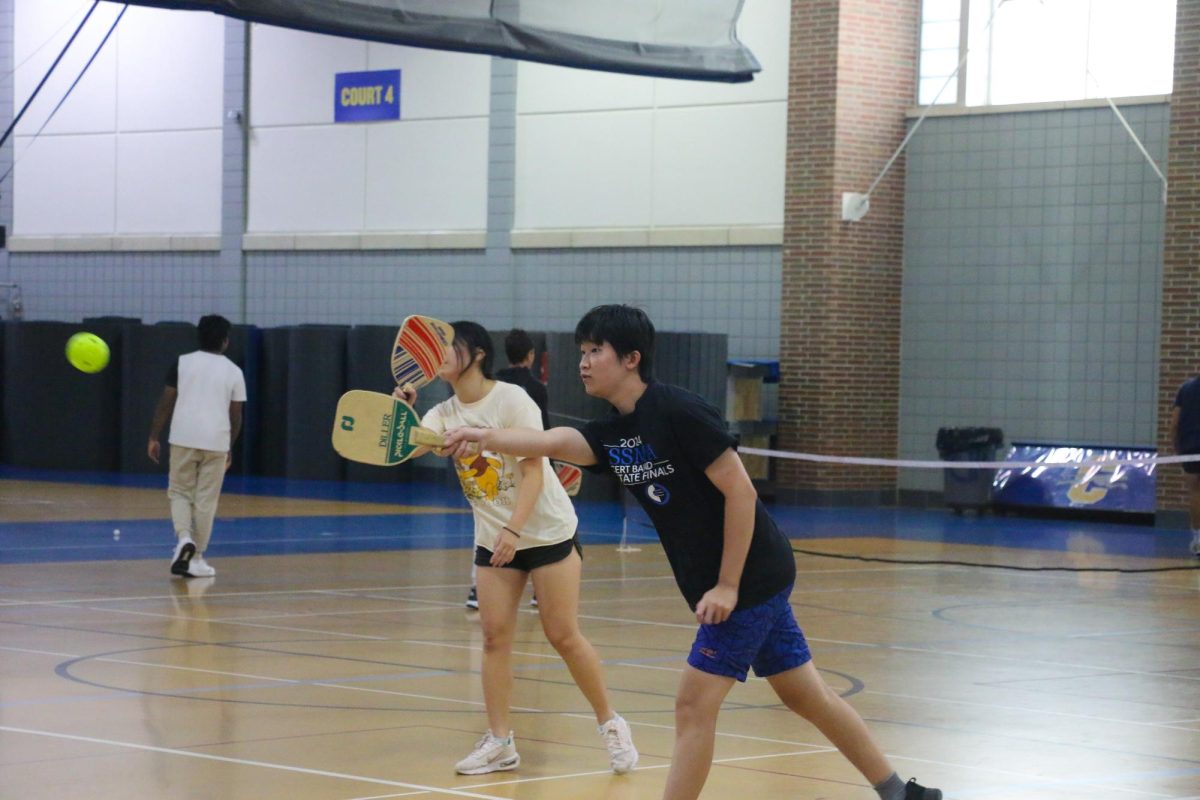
[0,320,726,495]
[257,327,290,478]
[282,325,349,481]
[2,321,123,470]
[119,321,195,474]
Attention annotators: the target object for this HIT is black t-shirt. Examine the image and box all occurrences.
[496,366,549,430]
[581,381,796,611]
[1176,376,1200,452]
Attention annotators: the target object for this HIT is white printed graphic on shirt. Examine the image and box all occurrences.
[600,434,675,486]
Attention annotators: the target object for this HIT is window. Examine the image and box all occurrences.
[919,0,963,105]
[919,0,1176,107]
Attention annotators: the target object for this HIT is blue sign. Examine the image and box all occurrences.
[334,70,400,123]
[992,443,1156,514]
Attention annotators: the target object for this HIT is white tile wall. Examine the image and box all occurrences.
[116,130,222,234]
[247,24,491,234]
[11,1,222,236]
[513,0,788,232]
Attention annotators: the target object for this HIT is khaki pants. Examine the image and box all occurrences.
[168,446,227,555]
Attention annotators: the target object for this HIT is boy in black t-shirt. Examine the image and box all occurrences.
[443,305,942,800]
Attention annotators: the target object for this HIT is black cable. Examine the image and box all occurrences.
[0,5,125,188]
[792,547,1200,574]
[0,1,99,153]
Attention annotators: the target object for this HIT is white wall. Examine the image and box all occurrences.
[12,2,223,237]
[11,1,783,244]
[246,26,491,236]
[513,0,788,236]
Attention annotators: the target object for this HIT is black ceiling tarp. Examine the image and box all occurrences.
[105,0,760,83]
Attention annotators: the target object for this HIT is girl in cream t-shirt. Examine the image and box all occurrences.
[423,380,576,554]
[399,320,637,778]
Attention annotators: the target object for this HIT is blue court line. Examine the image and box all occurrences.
[0,515,473,564]
[1,468,1195,563]
[1,464,545,506]
[0,511,655,564]
[770,504,1195,560]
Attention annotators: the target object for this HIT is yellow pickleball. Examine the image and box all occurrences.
[65,331,110,373]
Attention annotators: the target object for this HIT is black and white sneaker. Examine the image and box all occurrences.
[465,586,479,609]
[905,778,943,800]
[170,539,196,576]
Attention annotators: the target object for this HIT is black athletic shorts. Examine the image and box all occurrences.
[474,532,582,571]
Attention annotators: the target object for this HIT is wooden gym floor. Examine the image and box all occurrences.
[0,469,1197,799]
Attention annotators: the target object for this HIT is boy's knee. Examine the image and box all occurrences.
[781,683,836,719]
[674,691,718,729]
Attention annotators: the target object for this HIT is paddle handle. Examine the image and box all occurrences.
[407,426,479,455]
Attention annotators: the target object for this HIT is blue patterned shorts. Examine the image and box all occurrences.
[686,585,811,682]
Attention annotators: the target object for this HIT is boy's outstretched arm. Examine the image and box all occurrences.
[694,448,758,626]
[442,425,597,466]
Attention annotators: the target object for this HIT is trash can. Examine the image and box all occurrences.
[936,427,1004,514]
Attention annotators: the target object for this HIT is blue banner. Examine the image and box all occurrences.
[335,70,400,123]
[993,443,1156,514]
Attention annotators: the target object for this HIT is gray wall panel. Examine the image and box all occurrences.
[899,103,1167,491]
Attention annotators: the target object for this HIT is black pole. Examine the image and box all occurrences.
[0,1,100,153]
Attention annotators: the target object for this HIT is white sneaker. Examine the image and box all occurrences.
[455,731,519,775]
[1191,531,1200,558]
[599,714,638,774]
[170,538,196,576]
[187,557,216,578]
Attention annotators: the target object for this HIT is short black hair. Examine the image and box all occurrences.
[450,320,494,379]
[198,315,231,352]
[574,304,654,381]
[504,329,535,365]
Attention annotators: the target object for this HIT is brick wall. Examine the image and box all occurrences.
[1158,0,1200,516]
[778,0,918,495]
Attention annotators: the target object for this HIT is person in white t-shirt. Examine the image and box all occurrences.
[147,315,247,579]
[397,320,637,777]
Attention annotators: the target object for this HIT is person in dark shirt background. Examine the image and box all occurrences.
[496,329,549,431]
[1169,375,1200,557]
